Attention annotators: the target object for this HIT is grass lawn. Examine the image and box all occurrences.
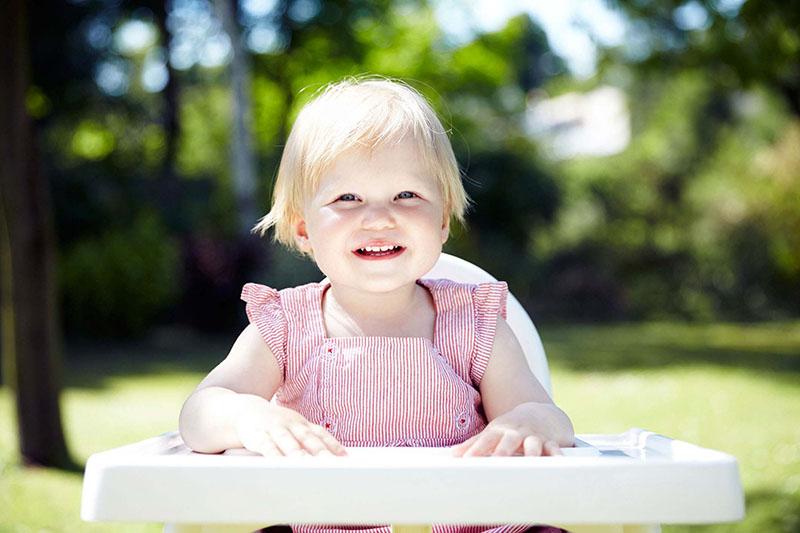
[1,322,799,532]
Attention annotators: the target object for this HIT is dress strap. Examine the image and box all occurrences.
[418,278,477,385]
[419,278,509,388]
[469,281,508,387]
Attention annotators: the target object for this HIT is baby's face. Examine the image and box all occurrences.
[294,137,448,293]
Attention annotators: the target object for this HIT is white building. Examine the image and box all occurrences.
[525,85,630,159]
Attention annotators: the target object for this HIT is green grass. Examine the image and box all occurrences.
[1,322,799,532]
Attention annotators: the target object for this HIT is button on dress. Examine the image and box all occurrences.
[241,278,546,533]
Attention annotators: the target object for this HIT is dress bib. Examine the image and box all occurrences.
[273,279,489,447]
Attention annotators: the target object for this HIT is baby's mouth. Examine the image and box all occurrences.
[353,245,406,258]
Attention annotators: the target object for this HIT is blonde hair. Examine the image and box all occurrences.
[252,75,470,252]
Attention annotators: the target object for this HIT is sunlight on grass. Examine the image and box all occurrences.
[0,387,166,532]
[65,377,198,462]
[1,322,799,532]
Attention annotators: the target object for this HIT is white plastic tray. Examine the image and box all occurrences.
[81,428,744,526]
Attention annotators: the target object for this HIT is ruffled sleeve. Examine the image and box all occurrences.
[241,283,287,377]
[469,281,509,387]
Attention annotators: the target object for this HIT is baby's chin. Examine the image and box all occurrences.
[328,275,423,295]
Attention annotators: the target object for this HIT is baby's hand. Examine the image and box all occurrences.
[235,403,348,457]
[452,405,563,457]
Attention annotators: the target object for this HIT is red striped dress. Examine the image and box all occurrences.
[241,278,548,533]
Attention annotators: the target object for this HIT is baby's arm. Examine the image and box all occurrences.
[453,316,575,457]
[178,324,347,456]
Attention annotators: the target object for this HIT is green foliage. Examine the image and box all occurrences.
[603,0,800,114]
[687,115,800,317]
[535,66,800,320]
[177,85,230,179]
[529,0,800,320]
[70,119,116,161]
[32,0,800,329]
[451,14,562,93]
[59,212,180,337]
[358,3,442,78]
[251,76,288,154]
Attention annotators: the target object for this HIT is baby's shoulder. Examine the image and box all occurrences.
[420,278,509,326]
[241,281,326,304]
[420,277,508,302]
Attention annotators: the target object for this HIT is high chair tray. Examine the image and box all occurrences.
[81,428,743,525]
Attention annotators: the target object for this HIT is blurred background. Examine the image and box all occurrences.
[1,0,798,531]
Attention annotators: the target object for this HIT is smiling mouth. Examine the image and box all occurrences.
[353,245,405,259]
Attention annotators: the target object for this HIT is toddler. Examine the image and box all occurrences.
[179,76,575,533]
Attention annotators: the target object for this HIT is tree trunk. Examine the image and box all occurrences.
[155,1,180,184]
[215,0,258,237]
[0,0,73,469]
[149,0,185,232]
[778,81,800,118]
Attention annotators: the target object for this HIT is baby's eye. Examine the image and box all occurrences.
[396,191,418,200]
[336,193,358,202]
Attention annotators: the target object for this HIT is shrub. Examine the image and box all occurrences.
[60,212,180,337]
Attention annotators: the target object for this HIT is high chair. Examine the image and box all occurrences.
[81,253,744,533]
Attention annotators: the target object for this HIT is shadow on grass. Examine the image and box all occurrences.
[64,327,233,390]
[540,322,800,382]
[63,322,800,390]
[20,455,85,473]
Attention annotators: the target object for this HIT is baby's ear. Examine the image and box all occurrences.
[440,217,450,244]
[294,219,312,253]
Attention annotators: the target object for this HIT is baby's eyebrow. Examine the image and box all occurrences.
[316,172,436,197]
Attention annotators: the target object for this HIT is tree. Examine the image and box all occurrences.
[215,0,259,236]
[603,0,800,115]
[0,0,73,468]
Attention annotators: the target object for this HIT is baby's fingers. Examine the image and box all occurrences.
[492,431,524,456]
[239,428,282,457]
[523,435,544,456]
[269,427,308,456]
[522,437,562,456]
[542,440,562,456]
[309,425,348,456]
[287,424,329,456]
[291,424,347,456]
[252,434,282,456]
[462,433,501,457]
[452,435,479,457]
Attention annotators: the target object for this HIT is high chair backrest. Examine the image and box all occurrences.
[423,253,553,398]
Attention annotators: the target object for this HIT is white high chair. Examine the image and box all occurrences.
[81,253,744,533]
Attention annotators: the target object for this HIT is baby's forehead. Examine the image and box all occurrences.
[314,141,439,188]
[314,165,438,194]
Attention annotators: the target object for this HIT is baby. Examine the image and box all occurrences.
[179,76,574,533]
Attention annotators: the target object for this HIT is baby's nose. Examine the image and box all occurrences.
[361,205,396,229]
